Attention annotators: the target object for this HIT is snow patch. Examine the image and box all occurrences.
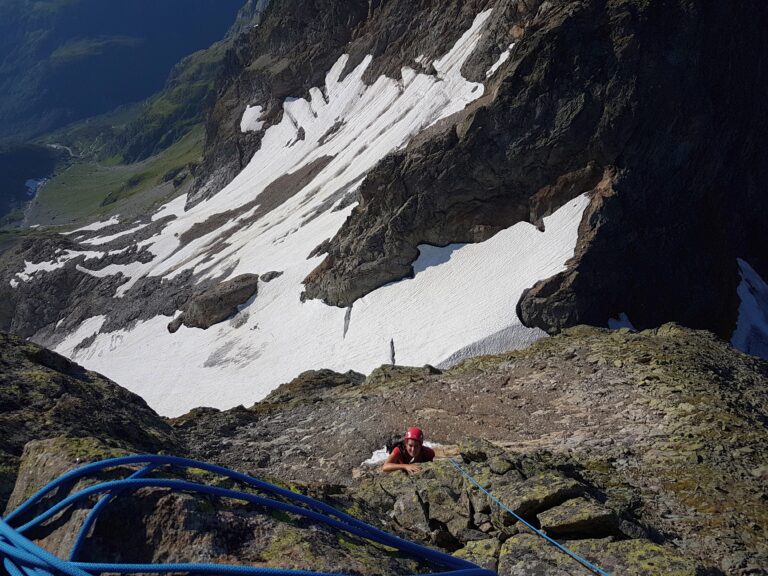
[240,105,265,133]
[63,216,120,235]
[608,313,636,331]
[55,316,107,358]
[58,194,590,416]
[731,258,768,359]
[80,223,146,246]
[14,250,104,282]
[486,43,515,78]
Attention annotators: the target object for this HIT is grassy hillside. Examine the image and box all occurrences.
[0,0,244,143]
[25,126,203,227]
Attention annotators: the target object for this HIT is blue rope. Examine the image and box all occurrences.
[449,458,611,576]
[69,465,158,561]
[1,455,495,576]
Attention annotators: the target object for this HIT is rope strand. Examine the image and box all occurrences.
[448,458,611,576]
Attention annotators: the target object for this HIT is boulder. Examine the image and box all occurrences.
[490,472,586,528]
[537,497,620,539]
[454,538,501,572]
[168,274,259,332]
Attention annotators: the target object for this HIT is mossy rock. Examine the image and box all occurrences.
[491,472,586,528]
[537,497,620,539]
[497,533,573,575]
[458,438,505,462]
[567,538,699,575]
[5,436,132,513]
[499,534,699,575]
[454,538,501,572]
[362,364,441,389]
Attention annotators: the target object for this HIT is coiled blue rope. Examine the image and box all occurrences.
[449,458,610,576]
[1,455,494,576]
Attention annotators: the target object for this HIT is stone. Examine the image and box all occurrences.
[170,273,259,331]
[490,472,586,528]
[537,497,620,539]
[260,270,283,282]
[454,538,501,572]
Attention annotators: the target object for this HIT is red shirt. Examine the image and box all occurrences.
[390,445,435,464]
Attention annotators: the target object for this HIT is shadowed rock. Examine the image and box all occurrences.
[168,273,259,332]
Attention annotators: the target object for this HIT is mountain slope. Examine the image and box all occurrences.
[0,331,177,508]
[0,0,244,143]
[4,324,764,574]
[1,0,768,416]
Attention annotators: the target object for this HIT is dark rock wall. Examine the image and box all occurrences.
[296,0,768,341]
[188,0,371,207]
[519,0,768,336]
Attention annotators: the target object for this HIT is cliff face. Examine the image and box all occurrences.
[189,0,768,342]
[0,332,176,509]
[188,0,371,207]
[1,0,767,414]
[299,0,768,340]
[4,326,767,574]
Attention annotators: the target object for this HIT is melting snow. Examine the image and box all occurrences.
[80,224,146,246]
[14,250,104,282]
[240,105,265,133]
[25,10,593,416]
[486,43,515,78]
[608,313,636,331]
[62,216,120,235]
[731,258,768,359]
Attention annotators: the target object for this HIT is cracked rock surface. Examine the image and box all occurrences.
[3,324,767,574]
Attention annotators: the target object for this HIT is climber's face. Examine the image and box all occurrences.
[404,438,422,460]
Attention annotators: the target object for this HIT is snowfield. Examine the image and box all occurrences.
[732,258,768,360]
[15,10,595,416]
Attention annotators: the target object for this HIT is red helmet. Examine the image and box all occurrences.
[404,427,424,443]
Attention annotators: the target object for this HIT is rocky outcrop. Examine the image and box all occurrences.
[3,325,767,573]
[0,332,177,510]
[167,273,259,332]
[172,324,768,574]
[297,0,768,344]
[187,0,371,206]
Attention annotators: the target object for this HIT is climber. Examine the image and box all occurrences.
[382,426,435,474]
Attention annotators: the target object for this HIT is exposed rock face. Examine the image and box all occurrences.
[173,325,768,574]
[0,332,177,509]
[188,0,371,206]
[3,325,767,574]
[0,227,199,344]
[297,0,768,343]
[167,273,259,332]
